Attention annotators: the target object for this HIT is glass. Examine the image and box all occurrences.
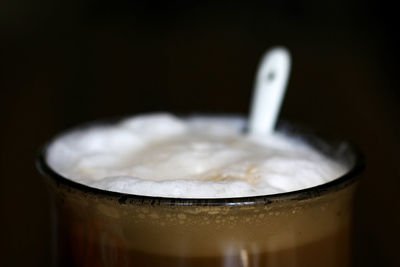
[36,118,364,267]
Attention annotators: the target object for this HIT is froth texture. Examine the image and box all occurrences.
[46,114,347,198]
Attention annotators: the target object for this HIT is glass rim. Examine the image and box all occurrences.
[35,115,365,206]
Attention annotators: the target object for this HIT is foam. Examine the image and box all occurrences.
[46,113,348,198]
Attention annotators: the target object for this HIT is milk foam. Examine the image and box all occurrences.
[46,113,348,198]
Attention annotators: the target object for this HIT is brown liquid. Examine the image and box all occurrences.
[128,229,348,267]
[47,171,357,267]
[57,227,349,267]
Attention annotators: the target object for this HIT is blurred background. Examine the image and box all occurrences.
[1,0,399,266]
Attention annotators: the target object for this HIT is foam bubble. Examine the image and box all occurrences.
[46,113,348,198]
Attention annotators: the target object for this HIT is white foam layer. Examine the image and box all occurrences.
[46,113,348,198]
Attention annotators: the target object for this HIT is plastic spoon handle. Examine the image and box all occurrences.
[249,47,291,135]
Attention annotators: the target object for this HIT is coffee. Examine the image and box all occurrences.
[46,113,347,198]
[54,192,352,267]
[38,113,361,267]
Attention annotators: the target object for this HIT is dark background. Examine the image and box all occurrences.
[1,1,399,266]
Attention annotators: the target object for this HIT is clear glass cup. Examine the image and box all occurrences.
[36,118,364,267]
